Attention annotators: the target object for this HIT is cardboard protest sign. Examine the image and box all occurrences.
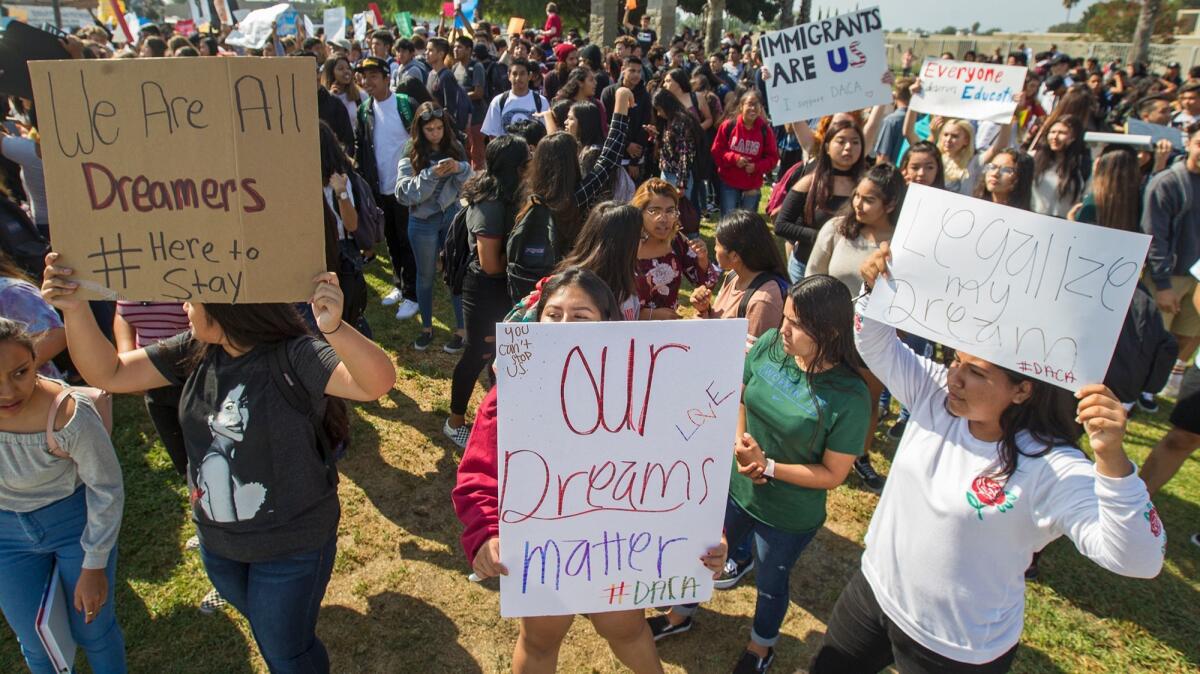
[757,6,889,125]
[908,58,1027,123]
[323,7,346,42]
[29,58,324,303]
[1126,119,1185,151]
[507,17,525,36]
[496,320,746,617]
[864,184,1151,390]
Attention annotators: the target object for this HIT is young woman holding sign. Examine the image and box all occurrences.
[902,79,1012,196]
[452,265,729,674]
[41,255,396,674]
[649,275,871,674]
[807,244,1165,673]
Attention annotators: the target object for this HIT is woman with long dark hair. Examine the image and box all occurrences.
[1030,115,1091,217]
[1071,147,1141,231]
[395,101,472,352]
[445,136,531,447]
[808,245,1165,673]
[897,141,945,189]
[454,267,728,674]
[322,56,369,132]
[650,276,870,674]
[648,89,704,209]
[711,90,779,216]
[632,179,718,319]
[973,148,1035,212]
[691,211,788,340]
[774,120,866,282]
[902,79,1012,196]
[42,255,395,674]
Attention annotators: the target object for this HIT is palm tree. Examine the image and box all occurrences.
[1063,0,1080,23]
[799,0,812,24]
[1129,0,1161,65]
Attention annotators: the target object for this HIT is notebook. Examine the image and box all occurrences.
[35,563,76,674]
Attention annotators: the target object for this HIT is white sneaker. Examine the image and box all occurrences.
[395,299,419,320]
[381,287,403,306]
[185,535,200,551]
[1161,369,1185,399]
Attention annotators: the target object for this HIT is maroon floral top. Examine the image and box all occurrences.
[635,232,719,312]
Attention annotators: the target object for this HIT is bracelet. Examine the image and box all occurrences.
[319,321,344,336]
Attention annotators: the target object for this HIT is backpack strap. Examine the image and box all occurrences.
[736,272,785,319]
[45,388,72,456]
[267,343,338,486]
[532,93,543,112]
[396,93,414,128]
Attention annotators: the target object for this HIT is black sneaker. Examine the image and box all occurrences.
[732,647,775,674]
[713,557,754,590]
[647,614,692,641]
[854,456,885,493]
[886,419,907,441]
[1137,392,1160,414]
[444,333,465,354]
[413,331,434,351]
[1189,532,1200,549]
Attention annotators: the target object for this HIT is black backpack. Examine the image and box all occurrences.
[483,59,511,102]
[441,205,473,295]
[0,198,48,278]
[267,344,350,486]
[737,272,790,319]
[505,196,557,302]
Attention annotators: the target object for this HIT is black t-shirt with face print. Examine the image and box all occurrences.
[147,332,341,562]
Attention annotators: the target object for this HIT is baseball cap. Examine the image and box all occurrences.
[354,56,388,74]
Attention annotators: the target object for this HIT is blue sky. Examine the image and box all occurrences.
[811,0,1103,33]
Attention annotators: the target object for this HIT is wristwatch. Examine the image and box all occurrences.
[338,191,350,201]
[763,458,776,479]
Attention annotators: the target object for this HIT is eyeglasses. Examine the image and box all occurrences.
[985,164,1015,176]
[646,206,680,219]
[419,108,446,122]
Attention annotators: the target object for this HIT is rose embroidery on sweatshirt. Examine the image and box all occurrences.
[966,476,1018,520]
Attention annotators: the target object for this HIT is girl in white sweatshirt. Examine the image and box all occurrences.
[808,242,1166,673]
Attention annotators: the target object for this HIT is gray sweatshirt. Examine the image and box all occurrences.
[0,389,124,569]
[394,148,472,220]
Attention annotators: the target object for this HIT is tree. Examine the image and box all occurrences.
[936,25,958,35]
[1063,0,1081,22]
[798,0,812,24]
[970,21,981,34]
[1077,0,1179,43]
[705,0,725,52]
[1130,0,1162,63]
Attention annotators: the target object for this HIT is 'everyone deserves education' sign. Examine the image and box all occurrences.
[30,58,325,303]
[908,57,1028,123]
[495,320,747,617]
[864,184,1151,391]
[757,7,889,126]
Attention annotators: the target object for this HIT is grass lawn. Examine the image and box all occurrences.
[3,218,1198,674]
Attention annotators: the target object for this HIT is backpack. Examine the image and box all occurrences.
[497,90,545,127]
[267,344,350,486]
[505,196,557,302]
[358,92,415,137]
[347,171,384,250]
[0,198,48,278]
[483,59,511,102]
[441,204,473,294]
[736,272,790,319]
[766,160,808,218]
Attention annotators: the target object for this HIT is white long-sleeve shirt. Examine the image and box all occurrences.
[853,292,1165,665]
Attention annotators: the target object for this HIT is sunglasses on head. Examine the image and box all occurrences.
[419,108,446,122]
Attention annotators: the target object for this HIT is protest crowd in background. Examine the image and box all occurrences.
[0,1,1198,673]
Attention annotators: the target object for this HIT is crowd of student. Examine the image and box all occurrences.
[0,5,1196,674]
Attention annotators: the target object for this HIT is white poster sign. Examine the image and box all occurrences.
[224,2,291,49]
[187,0,211,26]
[496,320,747,617]
[757,7,889,125]
[908,57,1027,122]
[864,184,1151,390]
[323,7,346,42]
[352,12,368,42]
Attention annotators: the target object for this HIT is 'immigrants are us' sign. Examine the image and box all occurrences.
[757,6,890,125]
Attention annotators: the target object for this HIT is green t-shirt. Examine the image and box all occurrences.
[729,329,871,534]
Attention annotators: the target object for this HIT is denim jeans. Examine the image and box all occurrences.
[407,206,465,331]
[719,184,762,217]
[200,535,337,674]
[675,497,817,647]
[787,254,806,284]
[0,488,126,674]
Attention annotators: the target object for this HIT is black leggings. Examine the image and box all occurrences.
[450,271,512,416]
[809,568,1019,674]
[375,192,417,300]
[144,385,187,477]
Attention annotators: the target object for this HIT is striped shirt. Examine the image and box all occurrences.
[116,301,189,349]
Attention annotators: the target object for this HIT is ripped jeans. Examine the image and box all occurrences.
[674,496,817,647]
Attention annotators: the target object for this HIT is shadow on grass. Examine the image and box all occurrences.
[654,607,808,672]
[321,591,482,673]
[1036,487,1200,669]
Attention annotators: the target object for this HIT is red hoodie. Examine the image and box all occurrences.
[452,388,501,564]
[711,116,780,192]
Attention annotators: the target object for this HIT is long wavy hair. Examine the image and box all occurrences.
[1091,147,1141,232]
[555,67,593,102]
[972,148,1034,212]
[937,118,977,185]
[554,201,643,303]
[899,141,946,189]
[518,131,582,249]
[1033,115,1089,202]
[972,367,1082,483]
[406,101,466,172]
[714,211,787,278]
[837,163,906,240]
[806,120,867,224]
[321,56,361,101]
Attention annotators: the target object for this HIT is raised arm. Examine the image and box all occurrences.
[978,120,1013,165]
[310,273,395,401]
[574,87,631,210]
[41,253,171,393]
